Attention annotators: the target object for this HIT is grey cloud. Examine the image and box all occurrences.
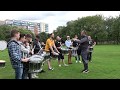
[16,11,56,21]
[16,11,70,21]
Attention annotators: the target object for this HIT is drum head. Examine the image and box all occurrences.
[0,41,7,51]
[0,60,6,62]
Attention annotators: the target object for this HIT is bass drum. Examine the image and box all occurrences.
[0,41,7,51]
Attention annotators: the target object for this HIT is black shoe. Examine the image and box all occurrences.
[81,69,89,73]
[39,70,45,73]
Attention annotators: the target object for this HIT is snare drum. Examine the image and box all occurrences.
[0,60,6,68]
[29,55,44,73]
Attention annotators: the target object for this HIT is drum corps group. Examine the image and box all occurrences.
[7,29,96,79]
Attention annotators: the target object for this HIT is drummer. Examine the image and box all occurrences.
[18,34,31,79]
[7,30,29,79]
[55,36,68,67]
[33,35,45,73]
[45,33,60,70]
[24,34,37,79]
[72,35,82,63]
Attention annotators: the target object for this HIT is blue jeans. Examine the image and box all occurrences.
[14,67,23,79]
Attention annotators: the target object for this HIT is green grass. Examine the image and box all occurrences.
[0,45,120,79]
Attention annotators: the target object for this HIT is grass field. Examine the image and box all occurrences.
[0,45,120,79]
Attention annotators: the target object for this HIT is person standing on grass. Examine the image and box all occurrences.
[33,35,45,73]
[45,33,60,70]
[55,36,68,67]
[7,30,29,79]
[18,34,31,79]
[25,34,39,79]
[65,36,73,64]
[72,35,82,63]
[74,30,89,73]
[87,36,96,62]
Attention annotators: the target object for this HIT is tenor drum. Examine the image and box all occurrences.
[29,55,44,73]
[61,48,69,54]
[71,47,78,57]
[89,47,93,52]
[41,51,50,60]
[51,52,59,59]
[0,60,6,68]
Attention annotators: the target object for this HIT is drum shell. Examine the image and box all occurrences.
[89,47,93,52]
[29,55,44,73]
[41,52,50,60]
[0,60,6,68]
[43,54,50,60]
[71,47,78,57]
[61,48,69,54]
[29,55,44,63]
[50,52,59,59]
[28,62,42,73]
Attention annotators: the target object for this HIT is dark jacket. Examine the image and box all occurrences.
[77,35,89,50]
[33,39,41,54]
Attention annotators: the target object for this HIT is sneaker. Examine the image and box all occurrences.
[34,75,39,78]
[79,61,82,63]
[64,64,69,66]
[76,61,78,63]
[48,68,54,70]
[59,64,61,67]
[31,74,39,79]
[82,70,89,73]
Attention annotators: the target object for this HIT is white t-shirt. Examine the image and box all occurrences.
[65,40,72,48]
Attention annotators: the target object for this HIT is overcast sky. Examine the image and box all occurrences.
[0,11,120,33]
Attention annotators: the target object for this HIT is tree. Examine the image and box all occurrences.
[111,15,120,44]
[0,25,34,42]
[38,32,49,43]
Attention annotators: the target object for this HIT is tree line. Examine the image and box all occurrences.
[1,14,120,45]
[0,25,49,43]
[53,15,120,45]
[0,25,34,42]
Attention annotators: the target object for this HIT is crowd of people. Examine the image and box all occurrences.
[7,29,96,79]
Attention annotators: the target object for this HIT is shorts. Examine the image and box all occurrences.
[58,53,64,60]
